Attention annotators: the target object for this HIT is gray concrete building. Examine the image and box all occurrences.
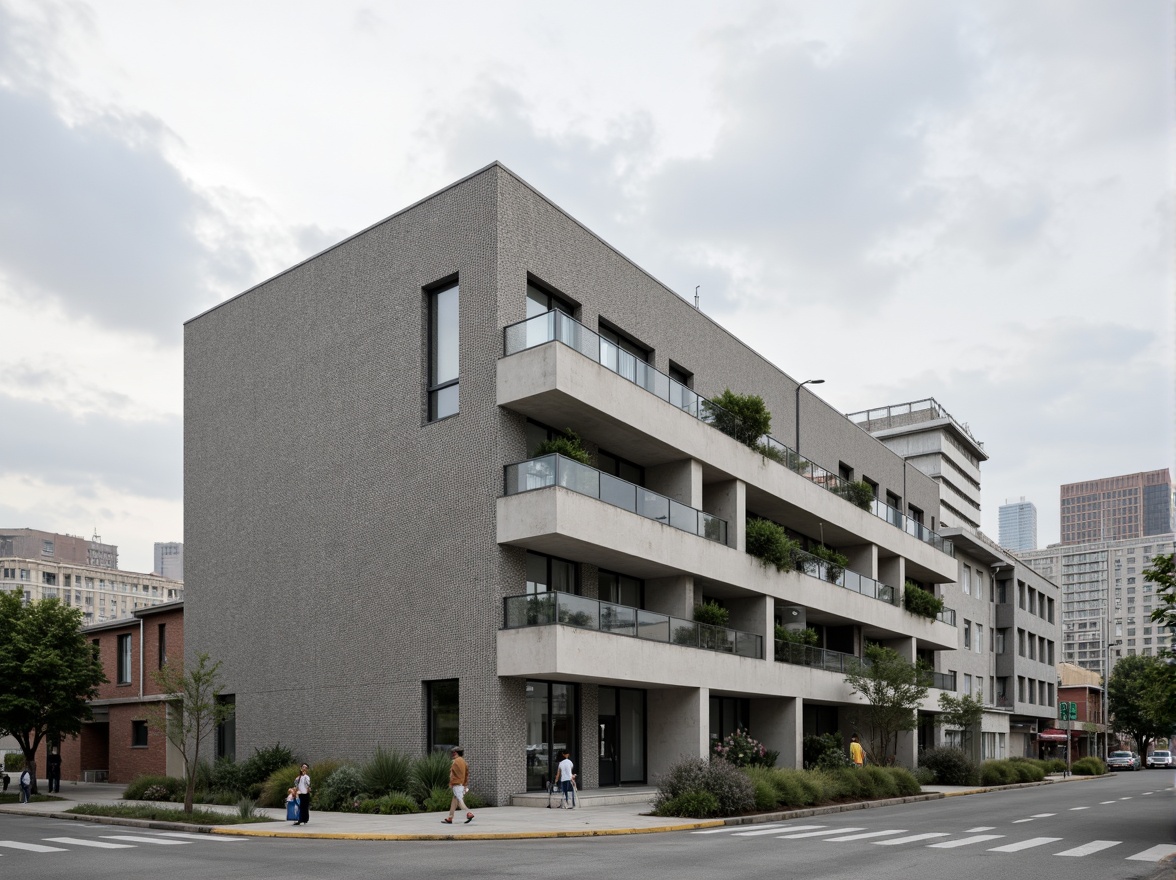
[185,163,964,803]
[999,498,1038,552]
[0,556,183,624]
[153,542,184,580]
[0,528,119,570]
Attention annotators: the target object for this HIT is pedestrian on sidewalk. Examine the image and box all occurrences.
[849,734,865,768]
[444,747,474,825]
[46,749,61,793]
[293,763,311,826]
[18,768,31,803]
[557,750,576,809]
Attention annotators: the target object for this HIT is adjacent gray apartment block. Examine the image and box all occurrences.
[186,163,967,804]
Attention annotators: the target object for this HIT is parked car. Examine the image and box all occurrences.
[1146,750,1172,769]
[1107,750,1142,771]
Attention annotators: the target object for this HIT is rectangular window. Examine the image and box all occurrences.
[599,571,643,608]
[428,282,459,421]
[158,623,167,669]
[974,623,983,654]
[962,565,971,595]
[525,551,578,594]
[117,634,132,684]
[963,620,971,649]
[131,720,148,747]
[426,679,459,753]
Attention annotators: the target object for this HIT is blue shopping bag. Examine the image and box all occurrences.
[286,799,299,821]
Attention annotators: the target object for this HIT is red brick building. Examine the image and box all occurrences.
[40,601,184,784]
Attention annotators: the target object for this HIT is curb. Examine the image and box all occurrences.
[208,821,725,841]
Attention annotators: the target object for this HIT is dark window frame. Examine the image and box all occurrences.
[426,279,460,422]
[117,634,132,685]
[131,719,148,748]
[426,679,460,753]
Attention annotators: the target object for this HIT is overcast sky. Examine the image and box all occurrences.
[0,0,1172,574]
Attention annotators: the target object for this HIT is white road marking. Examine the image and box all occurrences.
[100,835,191,845]
[1055,840,1121,857]
[44,837,135,849]
[1127,844,1176,862]
[0,841,67,852]
[875,833,951,845]
[965,826,995,832]
[1030,813,1056,818]
[1099,800,1117,804]
[776,827,865,839]
[1068,806,1089,811]
[734,825,821,837]
[155,832,248,842]
[988,837,1062,852]
[1119,797,1133,800]
[927,834,1005,848]
[694,823,786,834]
[824,830,907,842]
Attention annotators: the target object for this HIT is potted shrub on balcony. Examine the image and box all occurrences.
[705,390,772,449]
[774,625,818,664]
[810,545,848,582]
[694,600,730,651]
[533,429,592,465]
[834,480,876,511]
[902,581,945,619]
[746,517,802,572]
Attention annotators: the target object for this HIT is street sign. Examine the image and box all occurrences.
[1058,702,1077,721]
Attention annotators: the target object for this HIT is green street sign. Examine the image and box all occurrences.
[1058,702,1078,721]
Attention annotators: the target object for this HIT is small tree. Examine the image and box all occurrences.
[150,653,235,813]
[1147,554,1176,651]
[1107,653,1176,761]
[843,643,930,765]
[0,593,106,794]
[707,390,772,449]
[935,692,984,759]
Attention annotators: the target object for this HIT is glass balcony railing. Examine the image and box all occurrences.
[791,547,900,606]
[774,641,866,673]
[503,591,763,659]
[504,453,728,545]
[929,670,957,691]
[503,311,953,557]
[937,606,957,626]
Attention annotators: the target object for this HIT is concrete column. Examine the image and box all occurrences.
[579,684,599,790]
[705,478,745,551]
[878,555,905,594]
[645,575,694,619]
[882,635,917,664]
[647,687,709,780]
[726,594,772,658]
[751,696,802,768]
[646,459,702,508]
[843,543,877,579]
[895,729,918,769]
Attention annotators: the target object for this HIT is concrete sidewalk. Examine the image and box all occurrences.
[0,774,1094,841]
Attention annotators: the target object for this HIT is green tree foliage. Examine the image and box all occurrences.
[903,582,945,619]
[532,428,592,465]
[707,390,773,449]
[149,653,235,813]
[745,517,801,571]
[843,644,930,766]
[1147,554,1176,648]
[1107,653,1176,759]
[0,593,106,794]
[934,693,985,756]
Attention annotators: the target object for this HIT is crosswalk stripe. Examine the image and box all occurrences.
[1127,845,1176,862]
[693,824,786,835]
[1068,806,1089,810]
[988,837,1062,852]
[1099,800,1117,804]
[155,832,248,842]
[1120,797,1133,801]
[0,841,67,852]
[1055,840,1121,857]
[824,830,907,842]
[777,827,864,839]
[965,826,995,832]
[927,834,1004,849]
[874,833,950,846]
[43,837,136,849]
[734,825,822,837]
[1030,813,1056,818]
[100,835,190,846]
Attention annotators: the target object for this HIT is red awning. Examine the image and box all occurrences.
[1037,728,1078,741]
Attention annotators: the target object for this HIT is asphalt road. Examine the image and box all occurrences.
[1,771,1173,880]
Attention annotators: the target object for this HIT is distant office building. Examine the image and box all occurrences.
[0,556,182,626]
[154,542,184,580]
[1060,469,1174,545]
[0,528,118,570]
[999,499,1038,552]
[847,399,988,531]
[1019,532,1175,680]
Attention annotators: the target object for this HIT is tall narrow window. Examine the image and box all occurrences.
[428,283,459,421]
[427,679,459,753]
[158,623,167,669]
[117,634,132,684]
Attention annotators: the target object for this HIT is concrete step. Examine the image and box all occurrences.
[509,786,658,808]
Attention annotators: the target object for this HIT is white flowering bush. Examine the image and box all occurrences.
[712,729,776,768]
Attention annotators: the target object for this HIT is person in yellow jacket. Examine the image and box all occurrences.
[443,747,474,824]
[849,734,865,768]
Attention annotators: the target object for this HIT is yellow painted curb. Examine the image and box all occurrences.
[209,820,726,841]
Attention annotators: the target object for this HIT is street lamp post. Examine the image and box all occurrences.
[1103,638,1121,758]
[795,379,825,453]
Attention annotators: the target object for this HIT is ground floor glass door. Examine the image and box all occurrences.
[598,686,645,785]
[525,680,579,792]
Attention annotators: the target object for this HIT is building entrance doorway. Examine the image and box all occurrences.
[598,686,645,785]
[525,681,578,792]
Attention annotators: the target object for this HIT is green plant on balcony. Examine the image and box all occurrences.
[903,581,944,618]
[809,545,848,582]
[533,429,592,465]
[745,517,802,572]
[693,600,730,627]
[706,390,772,449]
[774,626,818,645]
[558,607,593,627]
[833,480,876,511]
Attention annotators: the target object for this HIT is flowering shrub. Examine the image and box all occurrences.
[652,757,754,817]
[713,729,776,768]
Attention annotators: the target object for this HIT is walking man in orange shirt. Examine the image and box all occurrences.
[443,747,474,825]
